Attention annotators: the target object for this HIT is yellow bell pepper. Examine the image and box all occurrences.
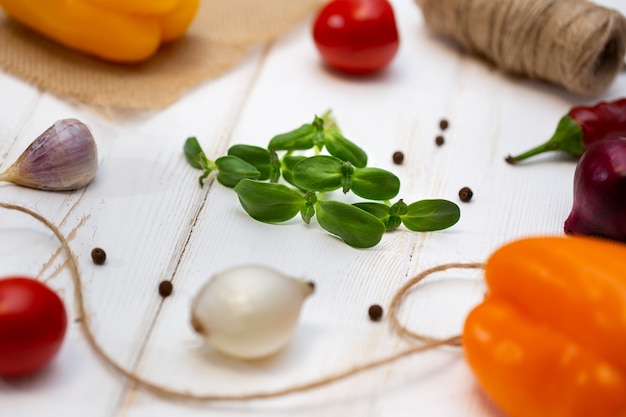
[463,235,626,417]
[0,0,199,63]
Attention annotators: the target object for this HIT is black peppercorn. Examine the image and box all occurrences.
[392,151,404,164]
[158,280,173,298]
[368,304,384,321]
[91,247,106,265]
[459,186,474,202]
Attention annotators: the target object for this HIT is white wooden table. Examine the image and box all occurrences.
[1,0,625,415]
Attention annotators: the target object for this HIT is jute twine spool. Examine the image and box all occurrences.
[415,0,626,96]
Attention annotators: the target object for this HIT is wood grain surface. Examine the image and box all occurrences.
[1,0,625,415]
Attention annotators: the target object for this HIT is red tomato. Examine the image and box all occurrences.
[0,277,67,377]
[312,0,399,74]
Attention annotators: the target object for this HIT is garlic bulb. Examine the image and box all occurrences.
[190,264,315,360]
[0,118,98,191]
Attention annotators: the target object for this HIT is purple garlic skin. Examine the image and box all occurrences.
[0,119,98,191]
[564,136,626,242]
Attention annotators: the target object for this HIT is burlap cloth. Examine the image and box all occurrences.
[0,0,325,110]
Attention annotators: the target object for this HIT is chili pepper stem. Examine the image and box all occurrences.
[505,115,584,164]
[505,140,561,164]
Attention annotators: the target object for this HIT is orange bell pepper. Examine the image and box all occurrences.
[463,235,626,417]
[0,0,199,63]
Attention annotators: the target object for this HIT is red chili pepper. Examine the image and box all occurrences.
[505,98,626,164]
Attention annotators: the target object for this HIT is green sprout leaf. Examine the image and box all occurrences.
[293,155,343,192]
[184,136,207,169]
[324,128,368,168]
[269,149,281,183]
[184,137,217,186]
[311,115,326,150]
[401,199,460,231]
[340,161,354,194]
[300,191,317,224]
[234,179,306,223]
[353,202,391,219]
[354,201,404,230]
[315,200,386,248]
[268,121,321,152]
[351,167,400,200]
[227,144,272,180]
[184,111,461,249]
[281,155,307,187]
[215,156,261,188]
[386,199,408,230]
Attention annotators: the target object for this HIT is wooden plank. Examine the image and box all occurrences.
[0,0,624,416]
[0,47,266,417]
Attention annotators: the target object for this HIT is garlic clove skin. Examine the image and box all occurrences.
[190,264,315,360]
[0,118,98,191]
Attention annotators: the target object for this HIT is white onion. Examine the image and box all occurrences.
[190,265,314,360]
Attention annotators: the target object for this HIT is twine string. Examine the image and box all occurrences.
[0,201,483,402]
[388,262,484,346]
